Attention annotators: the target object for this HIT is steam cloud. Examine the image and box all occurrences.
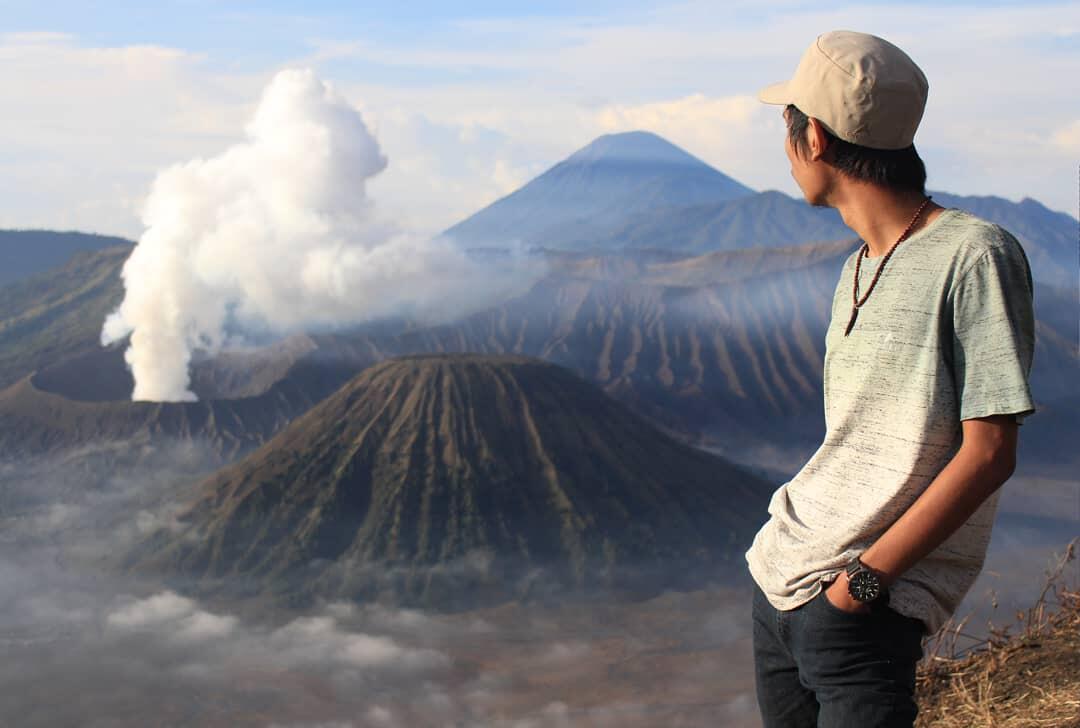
[102,68,540,401]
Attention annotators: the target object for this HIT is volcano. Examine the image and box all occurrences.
[443,130,753,251]
[134,353,773,610]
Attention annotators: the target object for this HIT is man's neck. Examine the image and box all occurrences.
[829,185,943,258]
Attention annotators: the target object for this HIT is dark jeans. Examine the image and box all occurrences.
[751,581,926,728]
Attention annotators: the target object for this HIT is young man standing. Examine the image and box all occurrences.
[744,30,1036,727]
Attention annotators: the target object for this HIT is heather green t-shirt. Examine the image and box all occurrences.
[745,207,1036,634]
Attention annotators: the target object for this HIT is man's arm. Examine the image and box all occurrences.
[825,414,1018,613]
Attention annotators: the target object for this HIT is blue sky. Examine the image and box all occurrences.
[1,1,1077,236]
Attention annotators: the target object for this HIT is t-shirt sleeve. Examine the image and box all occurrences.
[950,237,1036,424]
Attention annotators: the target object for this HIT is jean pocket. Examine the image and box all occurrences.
[816,587,876,621]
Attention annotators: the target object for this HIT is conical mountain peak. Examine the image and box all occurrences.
[565,130,713,167]
[134,353,771,610]
[443,131,754,251]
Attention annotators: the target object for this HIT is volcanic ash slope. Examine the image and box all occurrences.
[133,353,773,611]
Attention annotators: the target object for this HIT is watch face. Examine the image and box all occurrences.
[848,570,881,602]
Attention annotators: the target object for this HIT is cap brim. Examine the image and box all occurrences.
[757,80,793,105]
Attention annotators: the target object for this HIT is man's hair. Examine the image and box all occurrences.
[785,104,927,194]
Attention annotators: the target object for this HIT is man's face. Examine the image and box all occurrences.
[783,110,830,207]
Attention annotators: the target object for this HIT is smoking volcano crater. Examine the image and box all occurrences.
[0,338,354,461]
[30,334,324,403]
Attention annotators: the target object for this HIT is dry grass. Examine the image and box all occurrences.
[916,539,1080,728]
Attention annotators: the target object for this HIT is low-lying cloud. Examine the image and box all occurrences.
[2,437,1072,726]
[107,591,240,643]
[0,439,767,727]
[103,591,450,676]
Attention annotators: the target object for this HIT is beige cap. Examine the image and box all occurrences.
[759,30,929,150]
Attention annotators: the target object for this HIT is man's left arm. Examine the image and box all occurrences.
[826,414,1017,613]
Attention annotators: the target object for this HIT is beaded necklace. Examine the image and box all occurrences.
[844,196,934,337]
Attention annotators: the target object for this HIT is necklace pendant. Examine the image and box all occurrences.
[844,306,859,336]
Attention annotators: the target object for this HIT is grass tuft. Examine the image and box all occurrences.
[916,538,1080,728]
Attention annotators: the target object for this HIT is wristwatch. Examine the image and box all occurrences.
[845,556,889,605]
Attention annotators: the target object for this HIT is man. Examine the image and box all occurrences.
[744,30,1036,727]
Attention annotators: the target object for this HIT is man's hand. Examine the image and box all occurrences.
[824,572,871,615]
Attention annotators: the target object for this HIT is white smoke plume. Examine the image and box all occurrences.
[102,68,540,402]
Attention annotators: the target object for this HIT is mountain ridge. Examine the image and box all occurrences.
[0,229,132,287]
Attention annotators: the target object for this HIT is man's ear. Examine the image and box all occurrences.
[806,117,830,161]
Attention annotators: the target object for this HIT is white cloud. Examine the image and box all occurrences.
[106,590,239,643]
[107,591,199,629]
[1,3,1078,243]
[175,610,239,642]
[0,33,258,236]
[361,107,549,232]
[594,93,775,186]
[596,94,759,132]
[1052,119,1080,153]
[269,615,450,672]
[0,31,75,45]
[103,591,449,678]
